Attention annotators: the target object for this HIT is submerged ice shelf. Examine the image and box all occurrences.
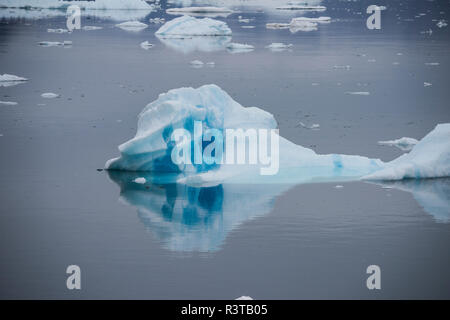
[105,85,450,185]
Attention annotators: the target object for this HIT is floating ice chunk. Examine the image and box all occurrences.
[333,65,351,70]
[291,16,331,23]
[437,20,448,28]
[116,21,148,32]
[425,62,440,66]
[133,177,146,184]
[41,92,59,99]
[149,17,165,24]
[276,5,326,11]
[364,124,450,180]
[82,26,103,31]
[297,122,320,130]
[0,73,28,87]
[47,28,69,33]
[242,26,255,29]
[289,20,318,32]
[266,23,290,29]
[38,41,72,46]
[166,6,232,18]
[140,41,154,49]
[378,137,419,152]
[190,60,204,68]
[0,101,18,105]
[346,91,370,95]
[424,82,432,87]
[235,296,253,300]
[0,0,153,10]
[155,15,232,37]
[265,42,293,51]
[226,42,254,53]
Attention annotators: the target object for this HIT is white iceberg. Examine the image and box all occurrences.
[0,0,152,10]
[116,21,148,32]
[378,137,419,152]
[155,15,232,37]
[105,85,449,185]
[364,124,450,180]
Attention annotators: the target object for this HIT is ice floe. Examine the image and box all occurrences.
[166,6,233,17]
[155,15,232,37]
[436,20,448,28]
[226,43,255,53]
[105,85,449,185]
[116,21,148,32]
[38,41,72,47]
[291,16,331,23]
[266,18,319,32]
[0,101,18,106]
[0,74,28,87]
[276,5,326,11]
[0,0,153,10]
[47,28,69,33]
[424,82,432,87]
[133,177,146,184]
[41,92,59,99]
[149,17,165,24]
[378,137,419,152]
[82,26,103,31]
[236,296,253,300]
[140,41,154,49]
[190,60,204,67]
[265,42,293,51]
[345,91,370,95]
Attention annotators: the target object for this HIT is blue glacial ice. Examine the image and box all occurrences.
[105,84,449,185]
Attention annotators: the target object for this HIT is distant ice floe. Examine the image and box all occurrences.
[425,62,440,66]
[226,43,255,53]
[38,41,72,47]
[190,60,204,68]
[345,91,370,95]
[265,42,293,51]
[0,101,18,105]
[266,17,329,32]
[116,21,148,32]
[424,82,432,87]
[0,0,152,10]
[82,26,103,31]
[155,15,232,37]
[166,6,233,18]
[41,92,59,98]
[296,121,320,130]
[378,137,419,152]
[47,28,69,33]
[436,20,448,28]
[140,41,154,49]
[0,74,28,87]
[276,5,326,11]
[235,296,253,300]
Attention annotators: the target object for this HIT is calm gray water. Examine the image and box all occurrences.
[0,0,449,299]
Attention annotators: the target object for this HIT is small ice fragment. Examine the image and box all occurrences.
[82,26,103,31]
[149,18,165,24]
[297,122,320,130]
[140,41,154,49]
[235,296,253,300]
[265,42,293,49]
[425,62,439,66]
[424,82,432,87]
[378,137,419,152]
[333,65,351,70]
[291,16,331,23]
[0,101,18,105]
[345,91,370,95]
[41,92,59,99]
[436,20,448,28]
[335,185,344,189]
[133,177,146,184]
[226,43,254,53]
[0,74,28,87]
[47,28,69,33]
[190,60,204,67]
[38,41,71,47]
[116,21,148,32]
[206,62,215,66]
[241,26,255,29]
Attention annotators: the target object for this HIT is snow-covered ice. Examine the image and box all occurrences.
[149,18,165,24]
[378,137,419,152]
[155,15,232,37]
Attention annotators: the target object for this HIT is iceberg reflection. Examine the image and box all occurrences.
[156,35,231,54]
[107,170,290,252]
[375,178,450,223]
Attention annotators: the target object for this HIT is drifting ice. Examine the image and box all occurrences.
[116,21,148,31]
[0,0,152,10]
[378,137,419,152]
[166,7,233,15]
[155,15,232,37]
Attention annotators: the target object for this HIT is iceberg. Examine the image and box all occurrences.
[155,15,232,37]
[105,85,450,185]
[364,124,450,180]
[0,0,152,10]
